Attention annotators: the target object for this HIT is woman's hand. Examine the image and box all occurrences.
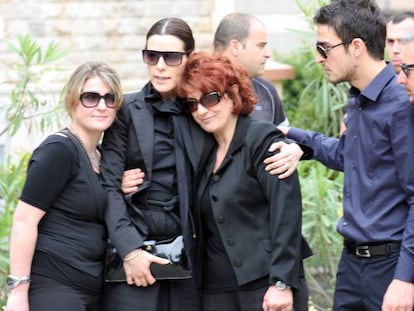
[123,249,170,287]
[122,168,145,194]
[262,285,293,311]
[4,284,30,311]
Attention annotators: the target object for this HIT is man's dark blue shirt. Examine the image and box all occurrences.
[288,63,414,283]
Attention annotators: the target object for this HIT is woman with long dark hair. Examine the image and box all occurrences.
[100,17,202,311]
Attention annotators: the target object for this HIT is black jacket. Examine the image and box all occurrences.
[194,116,303,288]
[100,82,212,265]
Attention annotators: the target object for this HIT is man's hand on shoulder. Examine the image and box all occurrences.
[264,140,303,179]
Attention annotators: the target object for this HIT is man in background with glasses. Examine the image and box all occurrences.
[397,30,414,103]
[277,1,414,310]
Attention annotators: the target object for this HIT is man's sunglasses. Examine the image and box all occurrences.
[142,49,189,66]
[316,40,352,59]
[183,92,222,113]
[400,63,414,77]
[79,92,117,108]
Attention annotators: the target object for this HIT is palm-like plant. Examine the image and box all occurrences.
[0,35,66,306]
[1,35,67,137]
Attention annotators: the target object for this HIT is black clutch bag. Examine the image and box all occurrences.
[104,235,191,282]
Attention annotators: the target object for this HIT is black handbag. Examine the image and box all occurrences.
[104,235,191,282]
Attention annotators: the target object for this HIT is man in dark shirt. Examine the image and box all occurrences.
[279,1,414,310]
[213,12,289,126]
[340,11,414,134]
[213,13,305,179]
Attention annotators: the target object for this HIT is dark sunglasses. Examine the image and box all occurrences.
[400,63,414,77]
[316,40,352,59]
[183,92,222,113]
[142,49,189,66]
[79,92,117,108]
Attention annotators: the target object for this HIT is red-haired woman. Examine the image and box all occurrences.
[176,51,304,311]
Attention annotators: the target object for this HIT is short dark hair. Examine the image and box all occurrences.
[314,0,386,60]
[213,13,256,51]
[389,11,414,24]
[145,17,195,53]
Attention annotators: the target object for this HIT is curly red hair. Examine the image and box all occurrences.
[177,51,258,115]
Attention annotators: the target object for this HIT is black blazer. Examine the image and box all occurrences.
[194,116,303,288]
[100,82,212,262]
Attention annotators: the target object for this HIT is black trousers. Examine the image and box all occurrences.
[202,275,309,311]
[333,248,403,310]
[29,274,101,311]
[29,251,103,311]
[103,277,201,311]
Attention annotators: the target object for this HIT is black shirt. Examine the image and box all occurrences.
[20,133,107,277]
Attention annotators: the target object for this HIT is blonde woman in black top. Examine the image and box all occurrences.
[5,61,123,311]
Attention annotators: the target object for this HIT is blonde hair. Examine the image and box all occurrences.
[65,61,123,117]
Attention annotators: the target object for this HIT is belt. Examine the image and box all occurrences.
[344,241,400,258]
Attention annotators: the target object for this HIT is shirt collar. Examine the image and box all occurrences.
[145,82,182,114]
[349,62,395,104]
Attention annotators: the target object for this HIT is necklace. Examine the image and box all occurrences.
[67,126,101,168]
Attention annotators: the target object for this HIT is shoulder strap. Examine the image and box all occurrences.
[57,128,103,220]
[58,128,91,164]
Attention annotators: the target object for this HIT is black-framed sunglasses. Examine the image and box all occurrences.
[316,40,353,59]
[79,92,117,108]
[183,92,222,113]
[400,63,414,77]
[142,49,189,66]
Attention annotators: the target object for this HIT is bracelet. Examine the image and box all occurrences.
[123,249,142,261]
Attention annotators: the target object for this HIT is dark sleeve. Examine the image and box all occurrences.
[100,106,144,258]
[298,144,314,160]
[288,127,344,171]
[20,135,77,211]
[267,82,288,126]
[247,122,303,288]
[252,77,288,126]
[251,78,317,159]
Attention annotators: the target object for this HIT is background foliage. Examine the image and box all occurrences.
[0,35,66,306]
[1,35,67,137]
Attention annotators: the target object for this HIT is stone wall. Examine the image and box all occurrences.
[0,0,217,157]
[0,0,215,97]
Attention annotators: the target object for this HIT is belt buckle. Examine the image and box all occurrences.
[356,245,371,257]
